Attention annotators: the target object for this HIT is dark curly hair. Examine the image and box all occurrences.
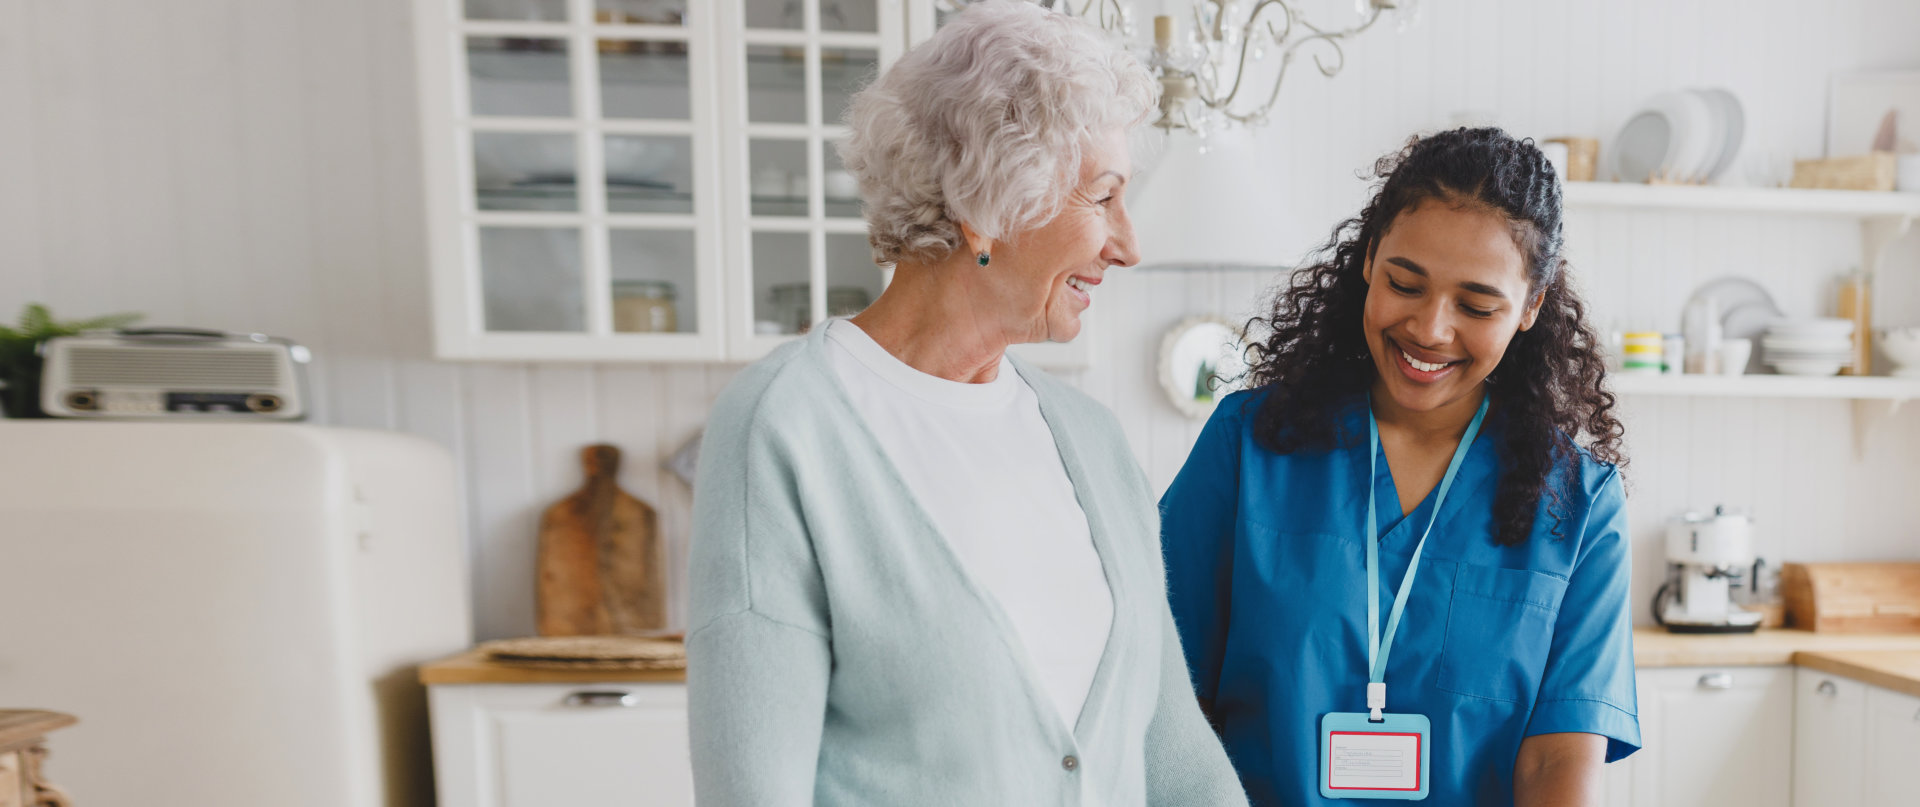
[1246,127,1625,546]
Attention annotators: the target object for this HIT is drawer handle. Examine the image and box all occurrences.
[1698,672,1734,690]
[564,691,639,708]
[1912,708,1920,724]
[1816,680,1838,697]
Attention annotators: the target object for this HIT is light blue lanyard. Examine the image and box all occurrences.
[1363,394,1489,718]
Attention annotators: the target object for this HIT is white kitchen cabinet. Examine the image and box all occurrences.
[429,682,693,807]
[1862,685,1920,805]
[1793,668,1868,807]
[413,0,906,362]
[412,0,1107,368]
[1628,666,1794,807]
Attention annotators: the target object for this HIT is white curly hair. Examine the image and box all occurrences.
[837,0,1156,266]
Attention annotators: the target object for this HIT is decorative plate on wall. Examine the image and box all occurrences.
[1158,316,1253,419]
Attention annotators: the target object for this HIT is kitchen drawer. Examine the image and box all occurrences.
[429,682,692,807]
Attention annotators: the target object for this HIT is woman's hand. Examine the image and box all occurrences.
[1513,732,1606,807]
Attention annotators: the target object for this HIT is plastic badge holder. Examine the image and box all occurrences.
[1320,711,1431,801]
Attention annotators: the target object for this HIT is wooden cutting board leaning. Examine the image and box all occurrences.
[1783,562,1920,633]
[536,444,667,636]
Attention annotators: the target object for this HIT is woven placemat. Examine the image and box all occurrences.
[481,635,686,670]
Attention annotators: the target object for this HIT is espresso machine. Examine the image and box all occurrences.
[1653,506,1766,633]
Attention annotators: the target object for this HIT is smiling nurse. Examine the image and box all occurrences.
[1161,128,1640,805]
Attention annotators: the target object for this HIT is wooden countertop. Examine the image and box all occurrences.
[1632,628,1920,667]
[419,648,686,685]
[1794,650,1920,700]
[421,631,1920,689]
[1633,628,1920,698]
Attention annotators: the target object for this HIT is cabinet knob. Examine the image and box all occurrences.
[1816,680,1838,697]
[563,691,639,708]
[1697,672,1734,690]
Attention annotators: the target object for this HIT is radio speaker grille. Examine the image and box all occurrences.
[67,347,284,388]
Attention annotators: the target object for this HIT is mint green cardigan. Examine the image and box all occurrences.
[687,326,1249,807]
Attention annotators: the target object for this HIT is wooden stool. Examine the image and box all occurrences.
[0,711,76,807]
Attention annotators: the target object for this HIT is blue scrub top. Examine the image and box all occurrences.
[1162,390,1640,806]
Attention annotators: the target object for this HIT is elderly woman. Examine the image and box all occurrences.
[685,2,1246,806]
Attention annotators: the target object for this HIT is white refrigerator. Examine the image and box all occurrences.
[0,421,472,806]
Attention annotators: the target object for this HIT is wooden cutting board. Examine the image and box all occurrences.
[536,444,666,636]
[1783,562,1920,633]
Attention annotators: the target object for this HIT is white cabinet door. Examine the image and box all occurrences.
[1793,668,1867,807]
[430,682,693,807]
[718,0,907,362]
[1632,666,1793,807]
[1862,685,1920,806]
[413,0,734,362]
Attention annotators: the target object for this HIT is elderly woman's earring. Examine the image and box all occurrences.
[977,252,991,267]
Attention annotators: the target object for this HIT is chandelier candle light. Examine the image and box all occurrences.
[993,0,1418,138]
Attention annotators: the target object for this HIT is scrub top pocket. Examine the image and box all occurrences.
[1436,564,1568,703]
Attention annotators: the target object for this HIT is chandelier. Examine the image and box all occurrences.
[940,1,1419,137]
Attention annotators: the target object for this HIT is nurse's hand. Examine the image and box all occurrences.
[1513,732,1606,807]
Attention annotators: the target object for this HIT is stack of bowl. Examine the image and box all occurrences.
[1762,319,1856,376]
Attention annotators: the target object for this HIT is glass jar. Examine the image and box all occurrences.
[768,283,811,334]
[612,279,677,333]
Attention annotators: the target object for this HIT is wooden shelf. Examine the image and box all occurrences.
[1611,373,1920,400]
[1565,182,1920,219]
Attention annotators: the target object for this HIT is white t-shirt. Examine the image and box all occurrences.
[823,319,1114,730]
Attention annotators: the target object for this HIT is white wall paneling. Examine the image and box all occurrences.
[4,0,1919,639]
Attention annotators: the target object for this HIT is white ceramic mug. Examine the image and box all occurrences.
[1719,338,1753,376]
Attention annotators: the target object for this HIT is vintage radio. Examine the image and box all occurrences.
[40,329,311,420]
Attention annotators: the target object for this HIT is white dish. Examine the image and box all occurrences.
[1611,106,1676,183]
[1721,301,1784,340]
[1686,89,1729,183]
[1691,277,1778,320]
[1761,336,1854,350]
[1609,88,1745,184]
[1767,358,1846,376]
[1767,318,1856,339]
[1762,351,1854,362]
[1651,91,1715,182]
[1688,277,1781,368]
[1695,88,1746,183]
[1882,327,1920,375]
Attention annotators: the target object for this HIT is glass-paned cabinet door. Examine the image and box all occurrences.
[416,0,725,360]
[722,0,903,360]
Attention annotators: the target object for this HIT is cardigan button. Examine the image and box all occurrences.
[1062,755,1078,772]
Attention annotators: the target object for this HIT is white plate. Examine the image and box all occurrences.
[1767,318,1856,338]
[1632,91,1714,182]
[1696,88,1746,183]
[1687,89,1729,183]
[1690,277,1780,323]
[1758,336,1850,347]
[1609,91,1714,184]
[1767,358,1846,376]
[1610,109,1669,183]
[1763,351,1854,362]
[1721,301,1785,340]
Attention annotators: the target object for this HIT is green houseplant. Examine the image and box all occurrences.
[0,304,142,418]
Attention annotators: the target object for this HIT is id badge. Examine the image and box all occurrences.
[1319,712,1431,800]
